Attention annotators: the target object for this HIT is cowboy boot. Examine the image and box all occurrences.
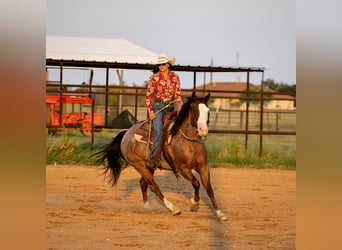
[146,157,161,171]
[147,147,162,170]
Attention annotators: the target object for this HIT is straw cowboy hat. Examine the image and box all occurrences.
[155,53,176,65]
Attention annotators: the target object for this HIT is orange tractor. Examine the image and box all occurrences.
[46,94,104,136]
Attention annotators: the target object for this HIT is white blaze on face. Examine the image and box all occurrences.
[197,103,209,137]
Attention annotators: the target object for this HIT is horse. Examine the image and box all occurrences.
[96,91,227,221]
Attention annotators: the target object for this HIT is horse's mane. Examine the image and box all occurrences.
[170,97,193,137]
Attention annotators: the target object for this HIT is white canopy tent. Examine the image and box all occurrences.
[46,36,158,64]
[46,36,159,111]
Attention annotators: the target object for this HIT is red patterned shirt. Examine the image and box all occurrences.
[145,71,182,112]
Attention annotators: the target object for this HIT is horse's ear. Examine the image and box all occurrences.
[191,91,197,98]
[204,92,211,103]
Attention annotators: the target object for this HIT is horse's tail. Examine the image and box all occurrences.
[95,130,127,187]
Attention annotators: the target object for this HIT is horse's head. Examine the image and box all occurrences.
[170,91,211,138]
[190,91,211,137]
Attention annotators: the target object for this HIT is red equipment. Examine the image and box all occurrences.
[46,94,104,136]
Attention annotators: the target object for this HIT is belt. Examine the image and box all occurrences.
[153,98,172,104]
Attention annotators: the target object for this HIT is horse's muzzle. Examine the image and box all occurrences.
[197,126,209,137]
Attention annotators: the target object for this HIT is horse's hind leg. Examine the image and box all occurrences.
[198,165,228,221]
[137,167,181,216]
[140,177,151,210]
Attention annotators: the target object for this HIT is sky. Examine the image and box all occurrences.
[46,0,296,89]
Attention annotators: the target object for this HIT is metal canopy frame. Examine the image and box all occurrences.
[46,58,265,72]
[46,58,265,88]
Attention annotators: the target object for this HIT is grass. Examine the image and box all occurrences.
[46,129,296,170]
[205,134,296,170]
[46,136,98,165]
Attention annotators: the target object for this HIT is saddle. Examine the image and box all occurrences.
[133,111,177,145]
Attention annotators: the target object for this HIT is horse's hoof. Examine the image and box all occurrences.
[190,198,199,212]
[172,209,182,216]
[143,202,151,210]
[190,205,199,212]
[218,214,228,221]
[216,210,228,221]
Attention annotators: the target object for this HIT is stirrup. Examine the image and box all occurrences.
[147,158,161,170]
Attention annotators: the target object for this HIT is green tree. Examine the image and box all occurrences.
[263,79,296,94]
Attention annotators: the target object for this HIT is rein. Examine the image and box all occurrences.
[154,99,178,115]
[179,128,204,143]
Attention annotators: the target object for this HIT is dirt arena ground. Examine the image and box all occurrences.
[46,164,296,249]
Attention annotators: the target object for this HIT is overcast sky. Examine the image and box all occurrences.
[46,0,295,88]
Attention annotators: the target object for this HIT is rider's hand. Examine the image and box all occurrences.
[149,111,156,120]
[175,100,183,113]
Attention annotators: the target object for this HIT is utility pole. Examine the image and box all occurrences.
[210,57,214,86]
[236,51,241,83]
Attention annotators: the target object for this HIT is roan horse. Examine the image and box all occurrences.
[96,91,227,221]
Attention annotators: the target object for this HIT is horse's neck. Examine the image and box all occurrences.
[179,116,197,137]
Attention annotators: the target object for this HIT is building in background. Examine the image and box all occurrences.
[196,82,295,110]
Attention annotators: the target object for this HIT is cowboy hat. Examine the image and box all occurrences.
[155,53,176,65]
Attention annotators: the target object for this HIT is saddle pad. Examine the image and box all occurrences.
[133,112,177,144]
[133,120,152,143]
[133,134,152,144]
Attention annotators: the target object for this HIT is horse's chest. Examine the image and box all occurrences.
[169,141,197,156]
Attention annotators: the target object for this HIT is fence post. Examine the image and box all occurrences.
[59,62,63,129]
[105,67,109,127]
[276,111,279,132]
[259,77,264,157]
[245,72,250,150]
[89,70,94,148]
[228,110,231,128]
[91,98,95,149]
[135,88,138,119]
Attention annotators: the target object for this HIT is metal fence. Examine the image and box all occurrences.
[46,82,296,156]
[46,59,295,156]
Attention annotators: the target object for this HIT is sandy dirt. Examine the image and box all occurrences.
[46,164,296,249]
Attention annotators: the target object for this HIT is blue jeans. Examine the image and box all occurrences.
[149,103,168,162]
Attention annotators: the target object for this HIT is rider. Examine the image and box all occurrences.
[145,53,183,170]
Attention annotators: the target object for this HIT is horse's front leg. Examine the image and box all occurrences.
[198,165,228,221]
[190,196,200,212]
[177,167,201,212]
[189,178,201,212]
